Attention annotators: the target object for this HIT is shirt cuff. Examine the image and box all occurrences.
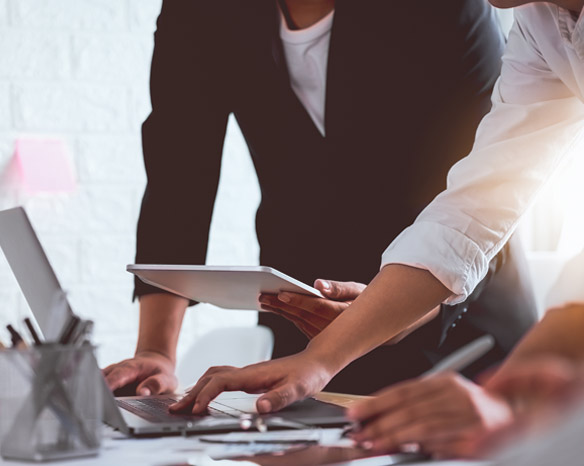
[380,221,490,305]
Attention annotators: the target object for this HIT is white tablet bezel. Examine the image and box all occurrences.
[127,265,324,311]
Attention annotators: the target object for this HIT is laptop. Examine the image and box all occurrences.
[0,207,348,436]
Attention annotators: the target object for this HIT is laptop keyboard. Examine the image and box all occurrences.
[117,397,247,424]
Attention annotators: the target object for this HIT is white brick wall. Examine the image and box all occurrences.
[0,1,7,25]
[0,0,259,367]
[14,84,130,132]
[10,0,127,31]
[0,30,70,79]
[0,83,10,131]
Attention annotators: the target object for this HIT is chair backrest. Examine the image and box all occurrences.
[176,325,274,390]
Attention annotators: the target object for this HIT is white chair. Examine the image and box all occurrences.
[176,326,274,390]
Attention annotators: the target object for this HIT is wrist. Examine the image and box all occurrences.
[304,337,350,378]
[135,348,176,367]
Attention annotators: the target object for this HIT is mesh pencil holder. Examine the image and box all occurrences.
[0,344,102,462]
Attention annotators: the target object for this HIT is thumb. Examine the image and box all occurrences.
[256,384,302,413]
[136,373,175,396]
[315,279,366,301]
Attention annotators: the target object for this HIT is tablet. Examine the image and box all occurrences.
[127,265,324,311]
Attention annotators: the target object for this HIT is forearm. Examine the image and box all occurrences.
[306,264,451,375]
[135,293,189,365]
[495,303,584,374]
[383,304,440,345]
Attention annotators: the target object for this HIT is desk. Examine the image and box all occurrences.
[0,393,488,466]
[0,432,488,466]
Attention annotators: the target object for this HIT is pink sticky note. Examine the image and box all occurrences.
[15,138,76,193]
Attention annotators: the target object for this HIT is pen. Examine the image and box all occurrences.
[58,315,81,345]
[421,334,495,378]
[24,317,43,346]
[72,319,93,347]
[341,334,496,439]
[6,324,27,350]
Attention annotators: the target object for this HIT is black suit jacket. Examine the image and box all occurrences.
[135,0,537,393]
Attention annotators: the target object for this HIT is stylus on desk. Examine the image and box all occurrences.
[421,334,495,378]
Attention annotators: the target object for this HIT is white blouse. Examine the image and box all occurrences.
[382,4,584,304]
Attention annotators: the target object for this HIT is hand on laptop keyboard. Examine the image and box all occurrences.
[103,351,177,396]
[169,351,335,415]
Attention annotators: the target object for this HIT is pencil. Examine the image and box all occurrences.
[6,324,27,350]
[24,318,42,346]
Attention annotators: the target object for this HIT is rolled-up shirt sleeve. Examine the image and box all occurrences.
[382,9,584,304]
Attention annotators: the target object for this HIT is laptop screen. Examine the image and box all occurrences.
[0,207,73,340]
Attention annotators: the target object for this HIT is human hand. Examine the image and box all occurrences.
[169,350,335,415]
[486,357,579,407]
[484,356,583,435]
[103,350,177,396]
[346,373,514,459]
[258,279,365,339]
[464,357,583,452]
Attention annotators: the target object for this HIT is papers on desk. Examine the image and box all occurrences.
[198,428,352,459]
[0,425,488,466]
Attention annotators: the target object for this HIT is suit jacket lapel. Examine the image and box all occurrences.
[323,0,359,142]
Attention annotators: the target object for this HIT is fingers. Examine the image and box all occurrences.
[170,370,216,414]
[348,373,514,458]
[361,417,472,454]
[352,394,455,443]
[347,376,444,422]
[260,303,321,339]
[104,364,141,391]
[171,364,284,415]
[136,372,177,396]
[260,292,345,321]
[257,380,309,413]
[487,358,576,402]
[263,297,332,328]
[201,365,237,376]
[183,378,227,415]
[102,364,115,376]
[171,353,329,420]
[315,279,366,301]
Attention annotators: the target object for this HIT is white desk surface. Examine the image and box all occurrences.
[0,428,488,466]
[0,393,488,466]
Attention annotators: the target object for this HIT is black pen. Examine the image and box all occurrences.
[24,318,43,346]
[58,315,81,345]
[6,324,27,350]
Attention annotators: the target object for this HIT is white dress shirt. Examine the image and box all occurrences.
[382,4,584,304]
[280,9,334,136]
